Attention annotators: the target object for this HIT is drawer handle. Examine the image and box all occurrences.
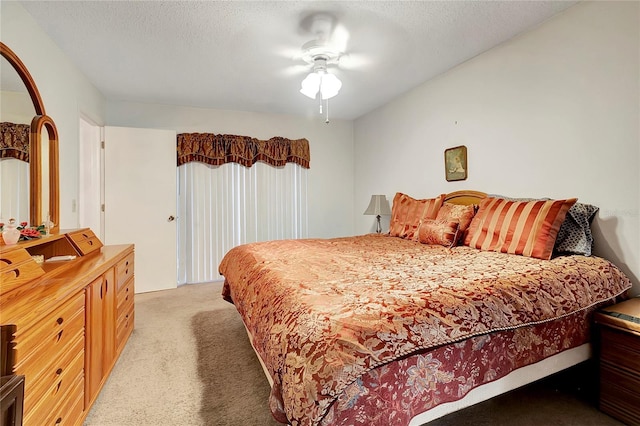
[101,280,109,299]
[1,258,18,278]
[55,418,62,424]
[57,317,64,325]
[126,295,129,302]
[56,380,62,393]
[125,268,129,275]
[82,233,89,239]
[56,368,63,375]
[57,330,64,341]
[88,240,94,246]
[126,261,129,267]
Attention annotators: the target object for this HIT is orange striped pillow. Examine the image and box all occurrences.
[389,192,445,240]
[464,197,577,260]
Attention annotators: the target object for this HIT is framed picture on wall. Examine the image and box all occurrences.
[444,145,467,181]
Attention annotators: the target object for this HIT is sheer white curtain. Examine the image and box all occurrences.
[177,161,308,284]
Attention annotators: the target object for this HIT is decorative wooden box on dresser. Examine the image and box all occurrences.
[0,229,134,426]
[594,297,640,426]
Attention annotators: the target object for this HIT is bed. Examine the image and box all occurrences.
[219,190,632,426]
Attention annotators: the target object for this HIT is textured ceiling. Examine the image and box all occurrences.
[19,1,577,120]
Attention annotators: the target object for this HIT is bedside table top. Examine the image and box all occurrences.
[595,297,640,334]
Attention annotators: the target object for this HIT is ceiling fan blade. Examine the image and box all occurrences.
[274,45,305,61]
[338,52,372,70]
[282,64,310,77]
[328,23,350,54]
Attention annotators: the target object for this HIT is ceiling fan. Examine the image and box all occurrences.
[290,12,361,123]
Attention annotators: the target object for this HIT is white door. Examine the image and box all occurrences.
[104,126,177,293]
[78,116,103,239]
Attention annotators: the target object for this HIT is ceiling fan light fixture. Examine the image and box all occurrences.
[300,72,321,99]
[319,72,341,100]
[299,56,342,100]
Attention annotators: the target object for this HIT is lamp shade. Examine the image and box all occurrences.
[363,195,391,216]
[319,73,342,99]
[300,72,322,98]
[299,71,342,100]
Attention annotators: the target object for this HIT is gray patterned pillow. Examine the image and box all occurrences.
[488,195,598,256]
[554,202,599,256]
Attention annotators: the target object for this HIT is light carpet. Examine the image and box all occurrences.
[84,281,278,426]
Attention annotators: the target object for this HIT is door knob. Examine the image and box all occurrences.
[168,215,175,222]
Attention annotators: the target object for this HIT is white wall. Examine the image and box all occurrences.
[106,101,354,238]
[1,2,106,229]
[0,91,33,123]
[354,1,640,295]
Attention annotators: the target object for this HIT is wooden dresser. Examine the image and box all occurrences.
[0,229,134,426]
[594,297,640,426]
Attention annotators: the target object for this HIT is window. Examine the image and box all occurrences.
[177,161,308,284]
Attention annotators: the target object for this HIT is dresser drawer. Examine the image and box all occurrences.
[600,363,640,425]
[0,247,45,294]
[13,292,85,366]
[66,228,103,256]
[15,317,84,384]
[23,352,84,426]
[116,301,135,352]
[22,332,84,415]
[600,327,640,374]
[117,277,134,312]
[44,383,84,426]
[116,252,134,291]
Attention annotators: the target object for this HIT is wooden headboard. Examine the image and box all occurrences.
[444,190,487,206]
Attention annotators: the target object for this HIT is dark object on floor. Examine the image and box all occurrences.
[1,324,24,426]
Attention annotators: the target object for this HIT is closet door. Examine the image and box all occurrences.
[104,126,177,293]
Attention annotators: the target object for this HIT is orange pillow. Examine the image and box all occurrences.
[436,202,477,245]
[389,192,445,240]
[464,197,577,260]
[417,219,459,247]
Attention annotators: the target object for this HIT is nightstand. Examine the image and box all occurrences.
[594,297,640,425]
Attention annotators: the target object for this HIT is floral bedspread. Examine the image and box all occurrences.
[219,234,631,426]
[321,308,595,425]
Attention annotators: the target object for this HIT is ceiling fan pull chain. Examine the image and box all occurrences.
[319,77,323,114]
[325,98,330,124]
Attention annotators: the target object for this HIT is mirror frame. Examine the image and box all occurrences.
[1,42,59,233]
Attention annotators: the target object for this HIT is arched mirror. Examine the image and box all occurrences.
[1,42,59,234]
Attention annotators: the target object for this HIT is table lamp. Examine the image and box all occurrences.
[363,194,392,234]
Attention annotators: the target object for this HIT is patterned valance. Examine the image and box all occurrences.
[177,133,310,169]
[0,122,29,162]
